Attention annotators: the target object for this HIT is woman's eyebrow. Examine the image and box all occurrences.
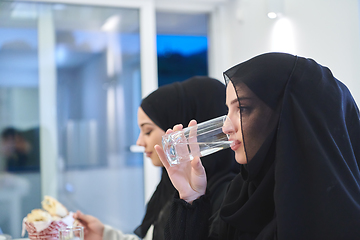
[230,97,252,105]
[230,99,239,105]
[140,122,153,127]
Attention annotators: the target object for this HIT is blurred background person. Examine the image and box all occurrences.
[0,127,33,238]
[0,127,40,172]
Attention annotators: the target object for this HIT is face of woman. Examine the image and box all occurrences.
[226,81,247,164]
[225,81,277,164]
[136,107,165,167]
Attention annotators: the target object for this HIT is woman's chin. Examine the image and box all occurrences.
[151,158,164,167]
[235,153,247,164]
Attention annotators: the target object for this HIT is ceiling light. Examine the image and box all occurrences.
[267,0,283,19]
[268,12,277,19]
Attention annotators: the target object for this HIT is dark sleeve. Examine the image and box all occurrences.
[164,180,234,240]
[207,181,230,238]
[152,200,172,240]
[164,192,213,240]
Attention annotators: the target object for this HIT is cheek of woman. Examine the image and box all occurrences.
[147,130,165,165]
[150,151,163,167]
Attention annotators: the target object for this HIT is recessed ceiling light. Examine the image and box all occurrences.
[268,12,277,19]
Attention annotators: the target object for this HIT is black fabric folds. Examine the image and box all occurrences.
[134,76,239,238]
[220,52,360,239]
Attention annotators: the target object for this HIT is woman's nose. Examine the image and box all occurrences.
[222,116,235,135]
[136,134,145,146]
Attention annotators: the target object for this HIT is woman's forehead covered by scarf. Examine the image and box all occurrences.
[224,52,297,111]
[141,76,228,131]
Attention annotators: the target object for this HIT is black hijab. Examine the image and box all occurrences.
[134,76,239,238]
[220,52,360,239]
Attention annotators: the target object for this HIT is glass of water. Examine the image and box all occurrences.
[59,226,84,240]
[162,115,235,166]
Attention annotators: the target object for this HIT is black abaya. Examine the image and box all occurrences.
[221,52,360,239]
[165,53,360,240]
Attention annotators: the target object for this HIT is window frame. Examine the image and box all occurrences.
[20,0,227,206]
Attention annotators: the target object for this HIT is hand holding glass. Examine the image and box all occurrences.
[59,226,84,240]
[162,115,234,166]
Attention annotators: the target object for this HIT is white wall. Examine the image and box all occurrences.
[220,0,360,103]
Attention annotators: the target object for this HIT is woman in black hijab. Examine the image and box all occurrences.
[74,76,239,240]
[155,52,360,239]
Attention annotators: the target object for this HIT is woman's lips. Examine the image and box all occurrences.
[230,140,241,151]
[145,152,152,158]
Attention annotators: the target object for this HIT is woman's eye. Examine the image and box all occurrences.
[145,130,152,136]
[239,106,249,114]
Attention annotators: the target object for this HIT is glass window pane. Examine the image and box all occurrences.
[0,2,40,238]
[54,4,144,234]
[156,12,209,86]
[0,1,144,237]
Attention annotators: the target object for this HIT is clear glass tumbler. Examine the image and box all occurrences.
[162,115,234,166]
[59,226,84,240]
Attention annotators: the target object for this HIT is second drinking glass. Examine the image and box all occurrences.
[59,226,84,240]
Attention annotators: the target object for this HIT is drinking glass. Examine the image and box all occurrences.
[162,115,234,166]
[59,226,84,240]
